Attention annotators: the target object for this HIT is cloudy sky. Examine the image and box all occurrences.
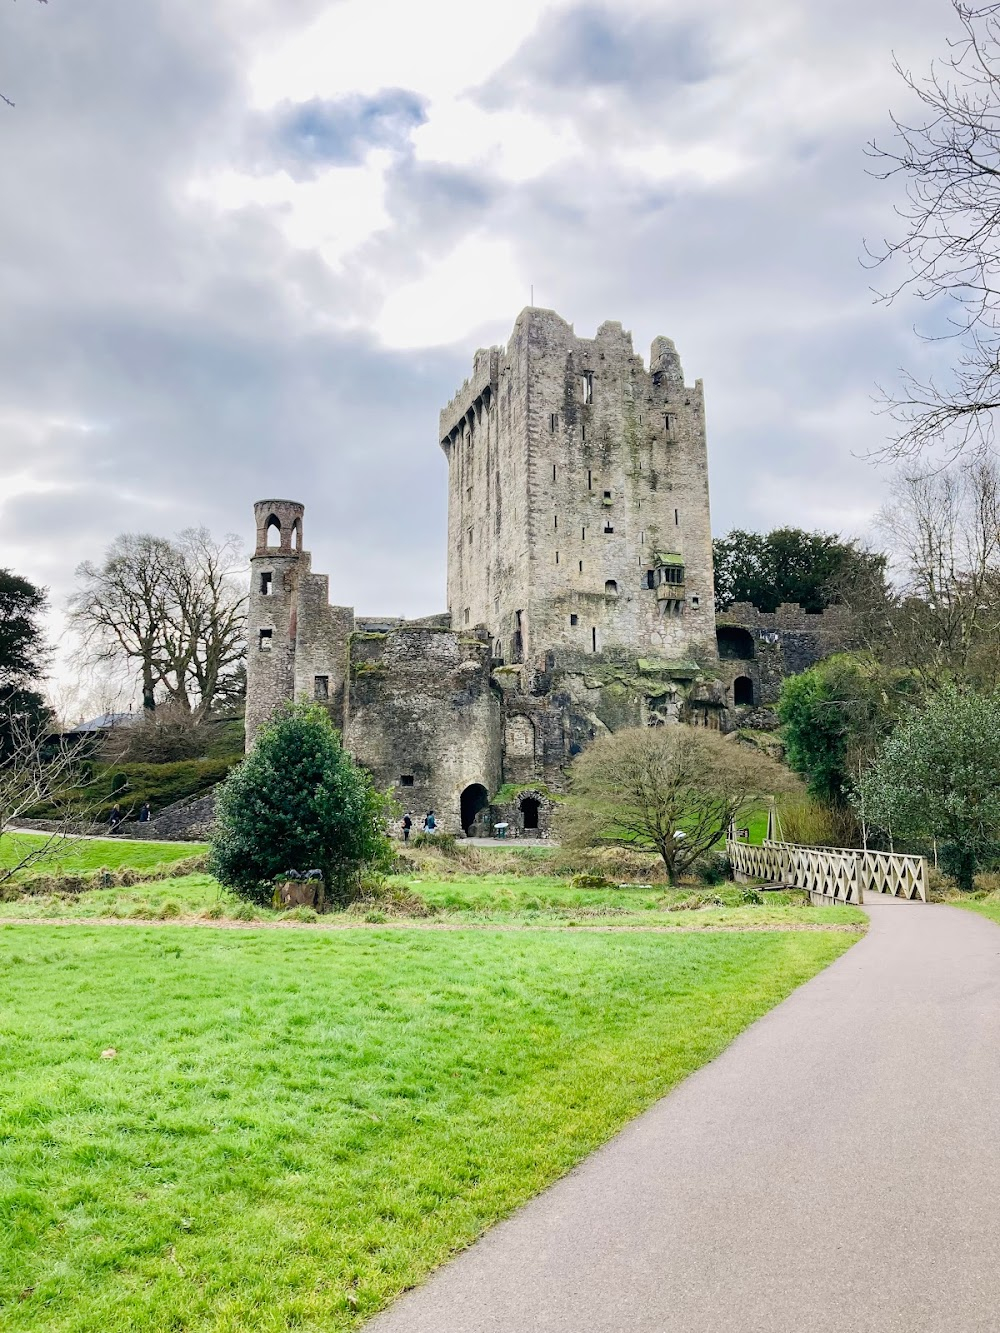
[0,0,958,679]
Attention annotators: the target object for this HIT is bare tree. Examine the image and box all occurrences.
[558,726,797,884]
[860,454,1000,687]
[869,2,1000,460]
[0,713,87,886]
[69,528,247,720]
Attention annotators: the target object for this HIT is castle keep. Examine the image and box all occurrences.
[245,308,845,835]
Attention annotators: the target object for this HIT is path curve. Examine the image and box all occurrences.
[368,898,1000,1333]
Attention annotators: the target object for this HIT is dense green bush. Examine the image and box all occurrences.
[209,702,392,907]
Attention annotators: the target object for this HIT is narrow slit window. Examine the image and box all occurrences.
[467,528,473,545]
[674,508,679,525]
[640,530,645,544]
[588,470,592,490]
[578,560,584,572]
[258,628,273,652]
[550,412,558,432]
[555,551,560,564]
[552,463,557,481]
[582,526,586,541]
[314,675,329,700]
[464,607,470,625]
[664,414,672,434]
[259,572,273,596]
[467,486,472,501]
[554,515,558,530]
[570,614,579,626]
[591,626,597,652]
[581,372,594,405]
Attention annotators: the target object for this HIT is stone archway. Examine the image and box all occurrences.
[734,675,754,706]
[460,783,490,835]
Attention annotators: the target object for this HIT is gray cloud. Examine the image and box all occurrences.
[0,0,971,692]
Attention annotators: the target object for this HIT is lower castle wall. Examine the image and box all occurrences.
[344,625,502,834]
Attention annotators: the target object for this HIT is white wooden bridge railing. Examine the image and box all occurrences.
[726,839,928,904]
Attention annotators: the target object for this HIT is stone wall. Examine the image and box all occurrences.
[714,602,856,722]
[344,624,503,834]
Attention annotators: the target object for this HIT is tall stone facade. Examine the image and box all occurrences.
[441,309,717,665]
[244,308,840,835]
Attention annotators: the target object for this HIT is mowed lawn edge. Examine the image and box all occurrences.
[0,924,860,1332]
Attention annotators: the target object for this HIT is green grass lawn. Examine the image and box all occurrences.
[1,834,208,877]
[0,869,867,932]
[0,923,857,1331]
[954,901,1000,927]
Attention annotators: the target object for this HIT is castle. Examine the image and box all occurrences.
[246,308,847,836]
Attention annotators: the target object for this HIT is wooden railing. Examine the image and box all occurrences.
[727,839,929,904]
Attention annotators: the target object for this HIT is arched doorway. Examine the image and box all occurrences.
[521,796,540,830]
[734,675,754,706]
[460,783,489,835]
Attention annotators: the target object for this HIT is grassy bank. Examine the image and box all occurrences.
[0,924,856,1331]
[0,869,867,932]
[1,833,208,877]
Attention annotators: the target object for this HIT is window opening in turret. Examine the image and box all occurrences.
[265,516,281,547]
[258,629,273,652]
[645,570,655,589]
[260,572,273,596]
[605,580,618,596]
[314,675,329,700]
[691,595,700,609]
[292,518,302,551]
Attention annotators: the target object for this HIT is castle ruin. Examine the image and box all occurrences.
[245,307,846,835]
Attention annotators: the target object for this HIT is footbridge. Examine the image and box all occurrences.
[726,838,928,904]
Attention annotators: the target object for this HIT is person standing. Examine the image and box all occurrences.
[139,801,151,823]
[108,803,123,834]
[401,813,412,842]
[423,810,436,832]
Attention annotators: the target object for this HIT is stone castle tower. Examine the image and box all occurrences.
[245,308,746,834]
[441,308,717,666]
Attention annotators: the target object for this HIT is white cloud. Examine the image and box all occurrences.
[374,233,524,349]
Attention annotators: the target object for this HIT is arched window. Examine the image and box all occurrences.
[605,579,618,596]
[265,515,281,547]
[292,517,302,551]
[460,783,490,834]
[734,676,754,706]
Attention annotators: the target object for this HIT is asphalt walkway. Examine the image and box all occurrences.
[369,897,1000,1332]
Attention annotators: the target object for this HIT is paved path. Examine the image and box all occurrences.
[369,898,1000,1332]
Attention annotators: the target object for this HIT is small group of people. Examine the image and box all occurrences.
[400,810,435,842]
[107,801,151,834]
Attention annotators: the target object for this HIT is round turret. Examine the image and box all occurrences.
[253,499,304,556]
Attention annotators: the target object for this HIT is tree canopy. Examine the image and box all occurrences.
[0,568,51,757]
[778,654,914,804]
[854,687,1000,890]
[713,528,886,614]
[559,725,796,884]
[70,528,246,719]
[209,702,391,906]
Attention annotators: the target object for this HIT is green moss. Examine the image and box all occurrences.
[349,631,388,643]
[350,661,387,678]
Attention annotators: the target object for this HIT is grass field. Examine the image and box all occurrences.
[956,901,1000,927]
[1,833,208,876]
[0,869,867,931]
[0,923,857,1331]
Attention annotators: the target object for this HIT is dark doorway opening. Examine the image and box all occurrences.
[734,676,754,706]
[717,626,755,661]
[460,783,490,834]
[521,797,540,830]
